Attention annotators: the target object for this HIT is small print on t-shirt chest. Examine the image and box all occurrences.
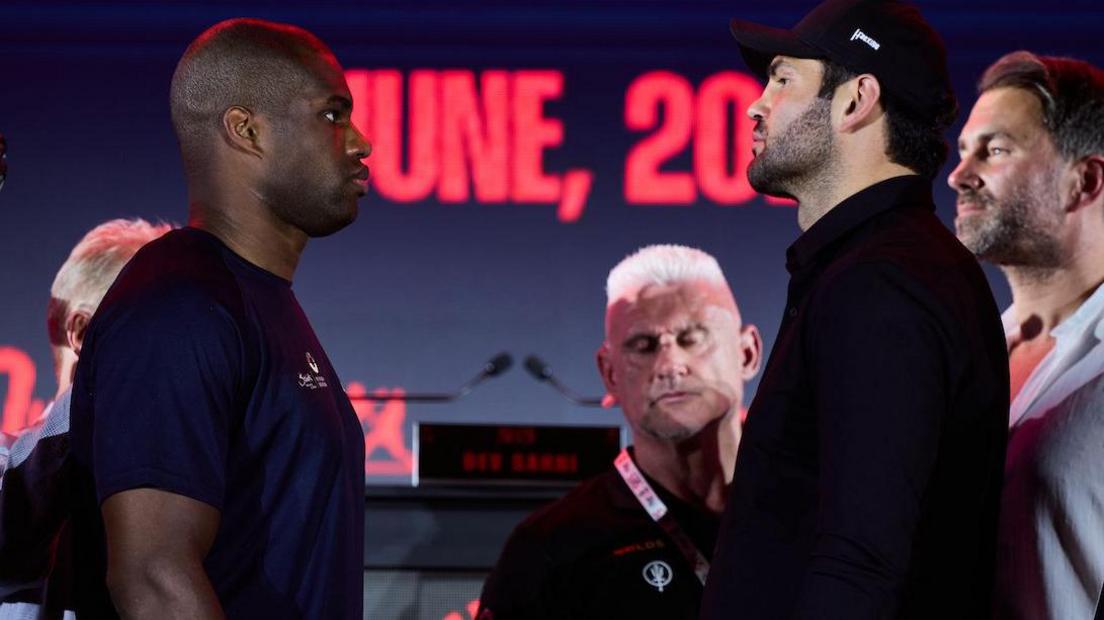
[296,350,330,391]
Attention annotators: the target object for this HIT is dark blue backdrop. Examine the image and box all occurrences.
[2,1,1101,483]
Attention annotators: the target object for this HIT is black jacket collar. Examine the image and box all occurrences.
[785,175,934,274]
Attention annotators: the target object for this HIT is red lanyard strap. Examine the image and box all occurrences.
[614,448,711,586]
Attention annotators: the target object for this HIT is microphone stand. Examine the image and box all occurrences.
[348,353,513,402]
[523,355,605,407]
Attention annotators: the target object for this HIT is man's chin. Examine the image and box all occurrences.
[747,161,794,199]
[305,205,358,238]
[641,407,712,442]
[953,217,990,256]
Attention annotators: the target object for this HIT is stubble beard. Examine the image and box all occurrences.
[264,173,358,238]
[955,177,1065,271]
[747,96,837,202]
[639,407,697,443]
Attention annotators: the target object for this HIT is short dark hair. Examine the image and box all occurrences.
[170,18,338,172]
[978,51,1104,161]
[817,59,955,179]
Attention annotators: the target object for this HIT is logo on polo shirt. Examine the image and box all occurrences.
[642,560,673,592]
[298,351,329,390]
[850,28,880,50]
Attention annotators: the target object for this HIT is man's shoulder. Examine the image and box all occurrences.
[851,205,979,277]
[97,228,246,323]
[821,207,994,315]
[513,468,628,540]
[116,227,233,289]
[480,467,645,614]
[496,466,645,567]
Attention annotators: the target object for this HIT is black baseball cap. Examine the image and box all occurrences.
[729,0,956,121]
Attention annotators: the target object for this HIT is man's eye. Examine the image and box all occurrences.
[627,338,657,354]
[678,330,705,348]
[774,77,789,86]
[988,146,1007,156]
[322,110,339,123]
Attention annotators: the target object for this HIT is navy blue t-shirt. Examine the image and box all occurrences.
[69,227,365,619]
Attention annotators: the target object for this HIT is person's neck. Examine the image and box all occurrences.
[1005,253,1104,335]
[55,354,76,402]
[632,409,741,515]
[795,156,916,232]
[187,186,307,282]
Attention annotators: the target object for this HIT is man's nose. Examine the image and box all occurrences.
[654,342,690,381]
[747,88,769,123]
[348,123,371,160]
[947,154,982,193]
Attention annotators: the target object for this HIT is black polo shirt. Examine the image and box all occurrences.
[701,176,1009,620]
[478,458,718,619]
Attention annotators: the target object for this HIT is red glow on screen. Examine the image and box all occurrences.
[442,599,480,620]
[0,347,44,435]
[462,450,504,473]
[694,72,760,205]
[460,451,577,475]
[624,71,696,205]
[440,70,509,203]
[510,451,578,474]
[347,68,593,223]
[625,70,778,207]
[511,70,565,204]
[347,382,413,477]
[348,69,440,202]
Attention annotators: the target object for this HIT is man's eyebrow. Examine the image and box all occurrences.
[959,130,1014,151]
[324,94,352,110]
[768,59,793,77]
[621,330,655,347]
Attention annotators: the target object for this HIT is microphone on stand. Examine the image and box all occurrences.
[348,352,513,402]
[523,355,605,407]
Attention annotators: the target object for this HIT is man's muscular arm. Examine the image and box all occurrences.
[103,488,225,619]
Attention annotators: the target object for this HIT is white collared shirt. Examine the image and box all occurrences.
[997,284,1104,620]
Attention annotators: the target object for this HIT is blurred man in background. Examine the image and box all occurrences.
[950,50,1104,620]
[0,219,171,620]
[478,245,761,619]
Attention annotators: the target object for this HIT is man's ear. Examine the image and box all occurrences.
[836,73,883,134]
[65,310,92,357]
[222,106,265,157]
[739,324,763,381]
[596,343,619,407]
[1066,154,1104,213]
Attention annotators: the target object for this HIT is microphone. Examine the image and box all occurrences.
[348,352,513,402]
[523,355,604,407]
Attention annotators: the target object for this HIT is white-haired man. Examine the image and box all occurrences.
[477,245,762,619]
[950,51,1104,620]
[0,219,171,620]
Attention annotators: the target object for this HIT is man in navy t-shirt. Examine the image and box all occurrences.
[68,18,371,619]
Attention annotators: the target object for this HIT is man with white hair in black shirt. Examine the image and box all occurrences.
[479,244,762,619]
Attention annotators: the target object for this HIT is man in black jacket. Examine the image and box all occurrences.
[700,1,1009,618]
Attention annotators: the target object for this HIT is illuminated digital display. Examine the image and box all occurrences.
[345,68,793,223]
[414,423,622,486]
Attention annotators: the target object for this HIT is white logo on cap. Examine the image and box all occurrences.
[850,28,881,50]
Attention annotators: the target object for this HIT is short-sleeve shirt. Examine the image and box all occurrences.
[69,227,365,619]
[478,458,718,619]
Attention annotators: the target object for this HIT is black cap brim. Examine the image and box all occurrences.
[729,19,824,80]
